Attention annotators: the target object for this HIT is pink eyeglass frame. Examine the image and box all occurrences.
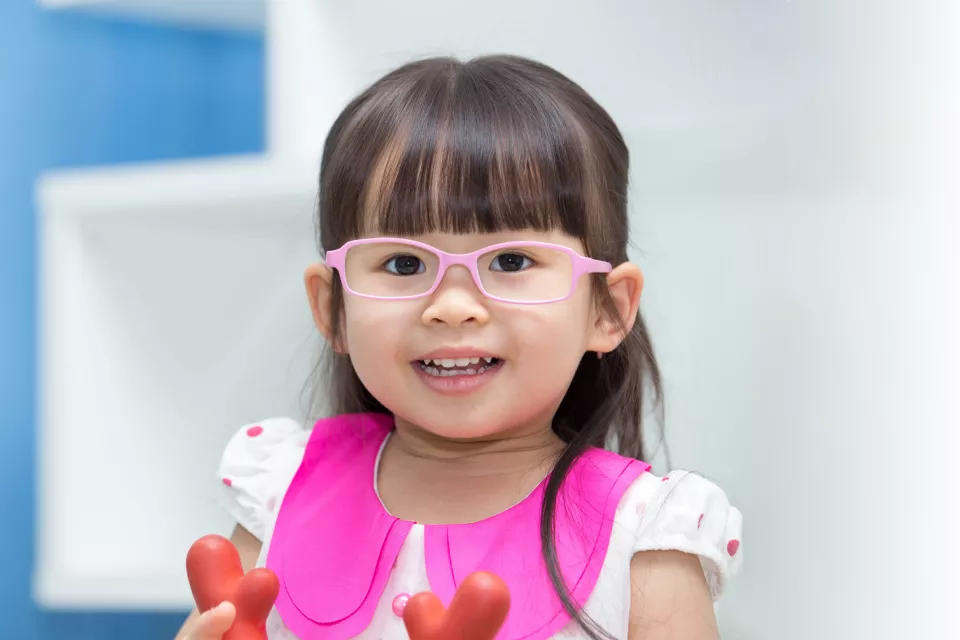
[324,237,612,305]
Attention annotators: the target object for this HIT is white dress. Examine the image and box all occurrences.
[217,418,743,639]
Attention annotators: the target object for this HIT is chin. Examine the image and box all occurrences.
[394,409,500,441]
[398,399,556,442]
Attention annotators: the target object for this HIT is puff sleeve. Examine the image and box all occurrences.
[216,417,310,541]
[629,470,743,599]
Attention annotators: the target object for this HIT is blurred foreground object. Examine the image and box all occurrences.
[187,535,279,640]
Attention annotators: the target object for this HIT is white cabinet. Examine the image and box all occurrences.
[34,157,320,608]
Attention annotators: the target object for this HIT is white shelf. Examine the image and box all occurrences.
[34,570,201,611]
[34,155,322,609]
[38,0,265,32]
[38,155,317,219]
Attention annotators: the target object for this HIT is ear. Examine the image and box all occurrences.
[304,263,348,353]
[586,262,644,355]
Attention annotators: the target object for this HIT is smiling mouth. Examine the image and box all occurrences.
[416,356,503,377]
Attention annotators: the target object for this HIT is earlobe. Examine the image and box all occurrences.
[587,263,644,355]
[304,263,347,353]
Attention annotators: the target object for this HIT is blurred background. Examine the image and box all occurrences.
[1,1,957,639]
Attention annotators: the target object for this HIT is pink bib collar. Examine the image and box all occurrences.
[267,413,649,639]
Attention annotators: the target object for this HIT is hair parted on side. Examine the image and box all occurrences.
[310,54,663,640]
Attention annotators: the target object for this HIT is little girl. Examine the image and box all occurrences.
[178,54,742,640]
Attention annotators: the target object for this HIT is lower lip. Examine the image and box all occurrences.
[411,360,504,395]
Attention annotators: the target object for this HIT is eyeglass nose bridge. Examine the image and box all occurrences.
[430,249,488,296]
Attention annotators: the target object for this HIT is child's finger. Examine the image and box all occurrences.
[187,601,236,640]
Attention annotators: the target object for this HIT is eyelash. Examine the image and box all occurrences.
[381,254,426,275]
[489,252,536,271]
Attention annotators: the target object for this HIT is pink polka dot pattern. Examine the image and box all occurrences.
[391,593,410,617]
[661,476,670,482]
[697,513,704,529]
[246,425,264,438]
[266,496,278,512]
[727,539,740,556]
[222,478,233,487]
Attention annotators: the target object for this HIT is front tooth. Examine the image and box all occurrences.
[454,357,471,367]
[468,357,480,365]
[441,358,456,367]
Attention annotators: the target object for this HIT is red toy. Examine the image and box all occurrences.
[187,535,511,640]
[402,571,511,640]
[186,535,280,640]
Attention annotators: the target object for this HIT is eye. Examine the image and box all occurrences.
[489,252,535,273]
[383,254,425,276]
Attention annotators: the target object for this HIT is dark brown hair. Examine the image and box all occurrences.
[313,55,663,639]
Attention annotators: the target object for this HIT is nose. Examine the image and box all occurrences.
[421,266,490,327]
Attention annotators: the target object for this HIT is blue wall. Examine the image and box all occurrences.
[0,2,264,637]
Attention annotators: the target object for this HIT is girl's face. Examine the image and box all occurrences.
[307,230,643,440]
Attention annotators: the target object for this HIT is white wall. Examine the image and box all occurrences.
[625,3,960,637]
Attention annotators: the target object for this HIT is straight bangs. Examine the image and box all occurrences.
[318,57,615,254]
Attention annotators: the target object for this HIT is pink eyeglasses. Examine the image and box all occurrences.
[324,238,612,304]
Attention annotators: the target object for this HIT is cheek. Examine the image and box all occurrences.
[340,297,416,393]
[505,296,594,379]
[513,284,594,347]
[342,297,408,355]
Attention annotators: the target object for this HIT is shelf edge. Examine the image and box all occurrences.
[37,0,265,33]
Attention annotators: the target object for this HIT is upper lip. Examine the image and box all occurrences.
[415,347,502,361]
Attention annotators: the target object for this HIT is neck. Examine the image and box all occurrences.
[389,416,566,477]
[377,416,567,524]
